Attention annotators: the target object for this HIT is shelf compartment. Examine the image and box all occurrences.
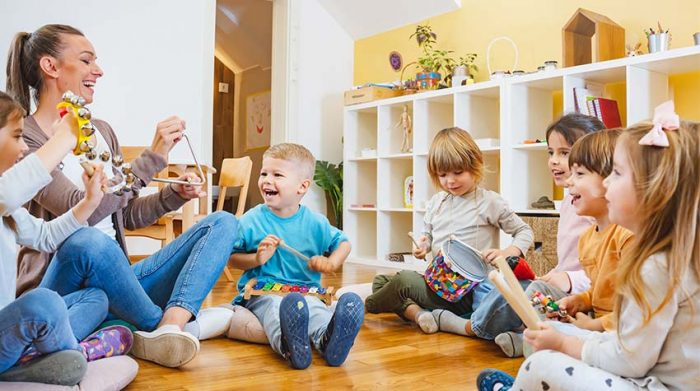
[413,95,455,155]
[377,211,414,261]
[345,160,377,210]
[503,148,553,213]
[377,158,413,210]
[454,91,500,142]
[344,107,377,159]
[346,210,377,259]
[378,102,414,156]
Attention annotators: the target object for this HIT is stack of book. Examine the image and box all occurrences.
[573,86,622,128]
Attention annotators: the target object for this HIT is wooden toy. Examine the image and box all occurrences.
[530,291,568,320]
[243,278,335,305]
[563,9,625,67]
[489,256,542,330]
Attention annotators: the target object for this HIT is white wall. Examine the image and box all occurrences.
[0,0,216,165]
[0,0,216,255]
[273,0,353,213]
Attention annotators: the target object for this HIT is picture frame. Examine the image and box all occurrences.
[245,90,271,151]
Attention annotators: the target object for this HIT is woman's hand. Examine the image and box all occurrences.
[412,235,430,259]
[150,116,186,159]
[171,172,206,199]
[256,234,280,266]
[539,271,572,293]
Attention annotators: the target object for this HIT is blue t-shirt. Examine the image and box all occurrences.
[233,204,347,303]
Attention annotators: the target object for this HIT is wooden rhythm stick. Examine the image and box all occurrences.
[242,278,335,305]
[279,241,310,262]
[489,256,541,330]
[407,231,421,248]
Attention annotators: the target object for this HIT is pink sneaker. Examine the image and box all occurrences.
[79,325,133,361]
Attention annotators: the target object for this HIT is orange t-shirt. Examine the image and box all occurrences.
[575,223,633,331]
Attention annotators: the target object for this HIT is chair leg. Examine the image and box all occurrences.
[223,266,235,282]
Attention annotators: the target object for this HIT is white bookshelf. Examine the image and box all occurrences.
[344,46,700,269]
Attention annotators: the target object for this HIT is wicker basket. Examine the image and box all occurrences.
[521,215,559,276]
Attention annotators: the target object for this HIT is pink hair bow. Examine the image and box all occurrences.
[638,100,680,147]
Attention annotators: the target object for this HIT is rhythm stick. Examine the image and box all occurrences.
[279,241,310,262]
[407,231,421,248]
[490,256,541,330]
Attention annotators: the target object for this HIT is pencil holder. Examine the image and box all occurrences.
[648,32,669,53]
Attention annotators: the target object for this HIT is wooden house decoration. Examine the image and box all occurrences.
[563,8,625,67]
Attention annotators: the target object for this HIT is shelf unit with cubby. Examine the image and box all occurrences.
[344,45,700,270]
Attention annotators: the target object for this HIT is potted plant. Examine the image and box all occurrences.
[314,160,343,229]
[448,53,479,86]
[409,24,452,90]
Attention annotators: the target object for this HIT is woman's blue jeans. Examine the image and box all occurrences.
[40,211,238,331]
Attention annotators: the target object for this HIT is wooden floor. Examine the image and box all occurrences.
[126,263,523,390]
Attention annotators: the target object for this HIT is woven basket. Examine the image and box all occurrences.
[521,215,559,276]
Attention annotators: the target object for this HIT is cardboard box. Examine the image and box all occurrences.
[344,86,400,105]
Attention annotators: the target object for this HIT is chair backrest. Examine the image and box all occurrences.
[217,156,253,217]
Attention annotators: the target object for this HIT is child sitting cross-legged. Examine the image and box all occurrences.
[478,104,700,391]
[365,127,534,334]
[495,129,633,358]
[228,143,364,370]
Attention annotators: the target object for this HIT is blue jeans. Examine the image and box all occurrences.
[245,295,332,356]
[0,288,107,373]
[41,211,238,331]
[470,279,532,340]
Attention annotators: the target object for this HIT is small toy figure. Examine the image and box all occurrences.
[395,104,413,152]
[530,291,568,320]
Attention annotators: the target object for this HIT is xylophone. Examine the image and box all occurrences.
[242,278,335,305]
[530,291,568,320]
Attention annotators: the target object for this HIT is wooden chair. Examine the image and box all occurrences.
[168,156,252,281]
[122,147,176,262]
[217,157,253,281]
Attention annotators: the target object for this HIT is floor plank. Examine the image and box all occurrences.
[126,263,522,390]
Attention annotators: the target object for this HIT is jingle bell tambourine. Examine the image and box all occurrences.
[58,91,136,195]
[423,236,488,302]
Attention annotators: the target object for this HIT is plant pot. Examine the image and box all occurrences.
[416,72,441,90]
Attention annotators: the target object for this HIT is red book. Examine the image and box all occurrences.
[595,98,622,128]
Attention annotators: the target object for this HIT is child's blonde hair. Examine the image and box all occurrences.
[614,120,700,327]
[263,143,316,180]
[427,127,483,189]
[568,128,622,177]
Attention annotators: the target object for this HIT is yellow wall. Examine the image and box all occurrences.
[355,0,700,85]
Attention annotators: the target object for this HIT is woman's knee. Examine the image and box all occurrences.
[56,228,121,261]
[80,288,109,313]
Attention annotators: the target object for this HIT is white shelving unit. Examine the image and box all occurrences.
[344,46,700,270]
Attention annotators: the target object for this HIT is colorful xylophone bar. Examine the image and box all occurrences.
[243,278,335,305]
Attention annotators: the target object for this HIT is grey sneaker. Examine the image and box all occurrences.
[0,350,87,386]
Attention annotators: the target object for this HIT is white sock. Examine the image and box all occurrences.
[415,310,438,334]
[184,307,233,340]
[227,305,268,344]
[432,309,469,336]
[494,331,524,358]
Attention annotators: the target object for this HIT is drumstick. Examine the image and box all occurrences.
[278,241,310,262]
[407,232,421,248]
[489,271,540,330]
[492,257,541,330]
